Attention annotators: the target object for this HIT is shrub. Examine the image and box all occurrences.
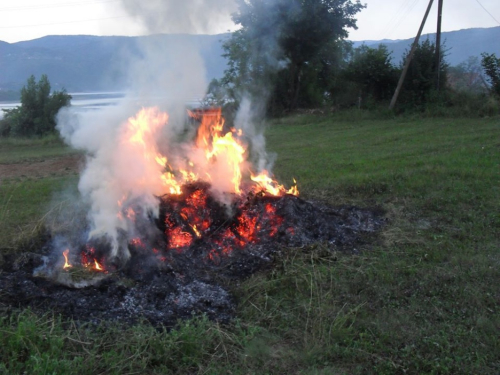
[0,75,71,137]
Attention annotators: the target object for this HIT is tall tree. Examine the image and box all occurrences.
[343,44,399,104]
[399,39,448,108]
[481,53,500,96]
[222,0,365,113]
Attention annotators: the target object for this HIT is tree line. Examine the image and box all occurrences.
[208,0,500,117]
[2,0,500,138]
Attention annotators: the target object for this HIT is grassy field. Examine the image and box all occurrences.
[1,114,499,374]
[0,136,79,249]
[0,135,76,164]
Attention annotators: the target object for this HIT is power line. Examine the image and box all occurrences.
[384,0,422,40]
[390,0,421,38]
[473,0,500,25]
[380,0,415,37]
[390,0,436,109]
[0,0,119,12]
[0,15,128,29]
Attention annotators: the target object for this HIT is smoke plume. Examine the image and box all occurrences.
[55,0,277,262]
[119,0,237,35]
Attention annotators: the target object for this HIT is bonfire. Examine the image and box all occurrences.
[0,107,383,326]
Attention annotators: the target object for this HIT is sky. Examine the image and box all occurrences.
[0,0,499,44]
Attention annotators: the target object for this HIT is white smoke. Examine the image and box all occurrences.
[54,0,277,261]
[122,35,207,134]
[57,102,169,258]
[119,0,237,35]
[235,97,275,173]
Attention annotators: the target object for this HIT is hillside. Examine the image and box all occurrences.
[0,34,230,92]
[354,26,500,66]
[0,27,499,92]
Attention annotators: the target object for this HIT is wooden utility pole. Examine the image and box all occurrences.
[389,0,435,110]
[435,0,444,90]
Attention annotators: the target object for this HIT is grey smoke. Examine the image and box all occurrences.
[117,0,238,126]
[235,97,275,173]
[120,0,237,35]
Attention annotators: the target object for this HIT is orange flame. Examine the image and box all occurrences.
[122,107,184,197]
[119,106,297,207]
[191,224,201,238]
[251,171,299,196]
[94,259,104,271]
[190,108,246,194]
[190,108,298,196]
[63,249,72,269]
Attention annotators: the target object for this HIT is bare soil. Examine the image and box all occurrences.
[0,155,82,182]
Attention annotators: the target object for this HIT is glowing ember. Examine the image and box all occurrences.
[236,213,259,244]
[130,238,145,248]
[168,226,193,249]
[62,249,72,269]
[79,250,106,272]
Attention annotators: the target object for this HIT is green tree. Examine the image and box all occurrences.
[481,52,500,96]
[399,39,448,108]
[0,75,71,137]
[222,0,365,114]
[343,44,399,106]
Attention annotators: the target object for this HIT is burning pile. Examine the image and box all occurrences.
[0,107,383,326]
[51,106,300,277]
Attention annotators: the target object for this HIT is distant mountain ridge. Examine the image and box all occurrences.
[0,34,230,92]
[352,26,500,66]
[0,27,499,92]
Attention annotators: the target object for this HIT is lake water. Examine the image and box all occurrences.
[0,92,202,119]
[0,92,126,120]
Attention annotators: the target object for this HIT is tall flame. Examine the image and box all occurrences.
[121,107,184,196]
[190,108,246,194]
[94,259,104,271]
[63,249,72,269]
[110,106,298,258]
[118,106,298,201]
[187,108,298,197]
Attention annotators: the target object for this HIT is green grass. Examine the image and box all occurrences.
[1,115,499,374]
[0,176,78,250]
[0,135,79,248]
[0,135,76,164]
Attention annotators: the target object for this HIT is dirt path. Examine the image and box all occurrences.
[0,154,83,182]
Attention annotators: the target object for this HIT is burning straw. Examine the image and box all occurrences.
[50,106,298,282]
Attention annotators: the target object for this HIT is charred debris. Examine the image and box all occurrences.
[0,183,384,327]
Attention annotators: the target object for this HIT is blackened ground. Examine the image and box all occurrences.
[0,193,384,327]
[0,252,234,327]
